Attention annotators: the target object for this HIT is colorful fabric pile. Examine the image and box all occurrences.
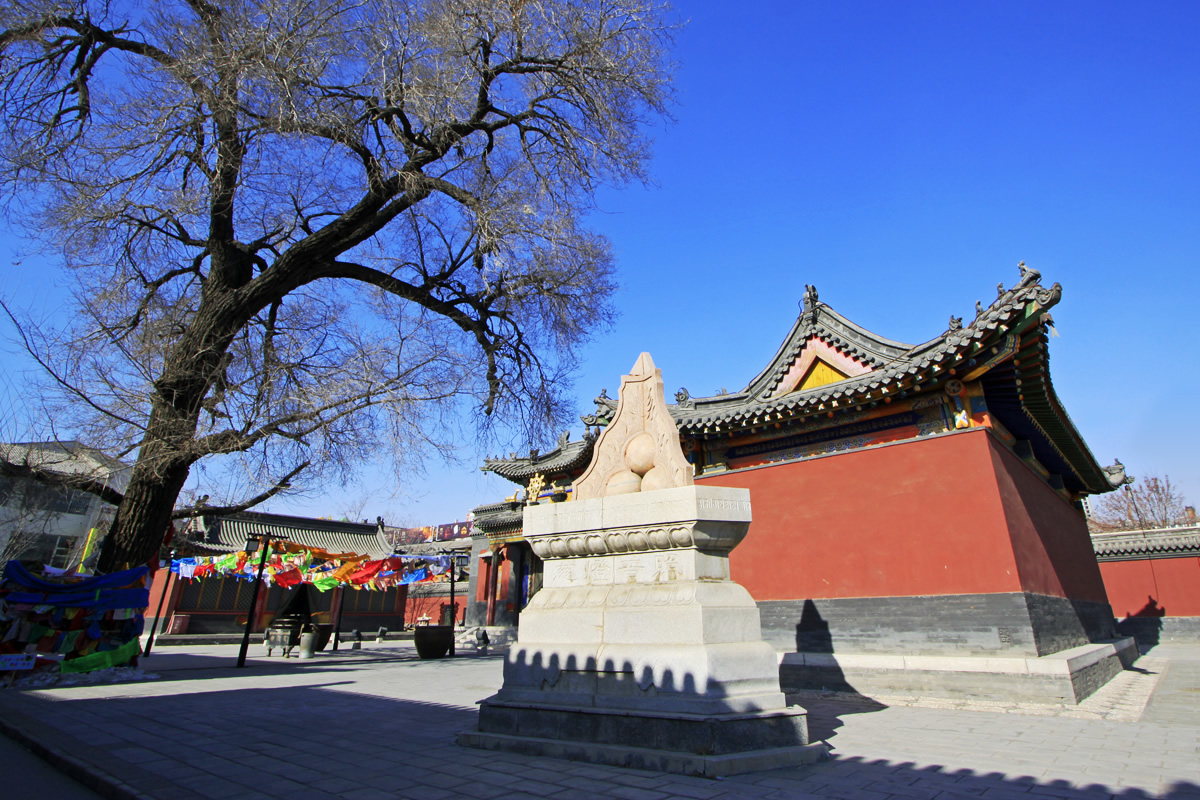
[0,561,149,673]
[170,545,451,592]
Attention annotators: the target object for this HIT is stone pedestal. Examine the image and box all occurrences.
[458,485,825,776]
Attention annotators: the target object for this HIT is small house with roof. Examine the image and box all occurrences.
[470,267,1133,701]
[156,511,403,635]
[0,441,131,568]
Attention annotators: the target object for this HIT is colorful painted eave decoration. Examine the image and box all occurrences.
[170,543,453,592]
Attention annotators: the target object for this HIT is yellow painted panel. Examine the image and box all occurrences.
[798,358,849,391]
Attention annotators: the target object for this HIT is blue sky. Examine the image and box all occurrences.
[2,1,1198,524]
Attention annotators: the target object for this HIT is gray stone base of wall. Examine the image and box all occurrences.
[779,638,1138,704]
[458,701,825,777]
[760,593,1117,658]
[1116,616,1200,647]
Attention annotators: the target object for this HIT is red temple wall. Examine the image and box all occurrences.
[988,436,1110,604]
[147,568,183,623]
[148,568,171,613]
[1100,557,1200,618]
[699,428,1105,604]
[700,429,1023,601]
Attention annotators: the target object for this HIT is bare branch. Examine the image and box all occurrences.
[0,0,674,571]
[171,460,310,519]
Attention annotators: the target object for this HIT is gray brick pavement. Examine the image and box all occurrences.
[0,641,1197,799]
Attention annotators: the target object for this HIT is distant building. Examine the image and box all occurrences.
[151,511,473,635]
[163,511,399,635]
[0,441,130,568]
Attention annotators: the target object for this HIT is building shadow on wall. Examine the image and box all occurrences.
[796,597,835,654]
[1117,596,1166,651]
[788,598,887,742]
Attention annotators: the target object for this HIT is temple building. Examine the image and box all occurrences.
[469,266,1134,701]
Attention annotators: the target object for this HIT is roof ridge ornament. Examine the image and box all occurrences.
[802,283,819,313]
[1103,459,1134,489]
[1017,260,1041,286]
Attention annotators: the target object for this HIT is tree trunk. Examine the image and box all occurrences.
[97,449,192,573]
[96,290,249,573]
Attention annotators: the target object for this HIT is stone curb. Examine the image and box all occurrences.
[0,693,210,800]
[0,698,147,800]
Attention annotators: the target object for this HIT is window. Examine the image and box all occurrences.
[1,480,93,516]
[22,534,80,568]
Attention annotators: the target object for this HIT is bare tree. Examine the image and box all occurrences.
[0,1,675,572]
[1089,472,1191,532]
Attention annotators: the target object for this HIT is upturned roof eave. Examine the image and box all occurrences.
[482,437,595,484]
[489,270,1105,493]
[1003,342,1114,495]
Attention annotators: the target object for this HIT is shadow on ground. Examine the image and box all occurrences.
[2,677,1197,800]
[124,648,506,683]
[789,691,889,742]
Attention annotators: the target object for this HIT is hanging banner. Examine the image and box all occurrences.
[169,547,454,592]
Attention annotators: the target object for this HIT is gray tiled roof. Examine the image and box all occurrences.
[740,306,914,399]
[482,432,596,483]
[481,267,1110,495]
[667,269,1061,433]
[1,440,132,490]
[1091,526,1200,561]
[470,500,525,535]
[182,511,394,559]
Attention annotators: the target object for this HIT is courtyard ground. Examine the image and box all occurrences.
[1,640,1197,800]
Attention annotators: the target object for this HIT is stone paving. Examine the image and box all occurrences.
[1,641,1198,800]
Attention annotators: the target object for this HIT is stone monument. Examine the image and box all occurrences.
[458,353,825,776]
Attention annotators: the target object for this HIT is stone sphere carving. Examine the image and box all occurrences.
[606,532,628,552]
[627,530,648,551]
[640,465,672,492]
[605,468,642,495]
[623,432,656,476]
[586,535,606,554]
[649,527,671,549]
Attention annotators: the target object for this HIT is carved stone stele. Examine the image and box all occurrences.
[459,353,820,776]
